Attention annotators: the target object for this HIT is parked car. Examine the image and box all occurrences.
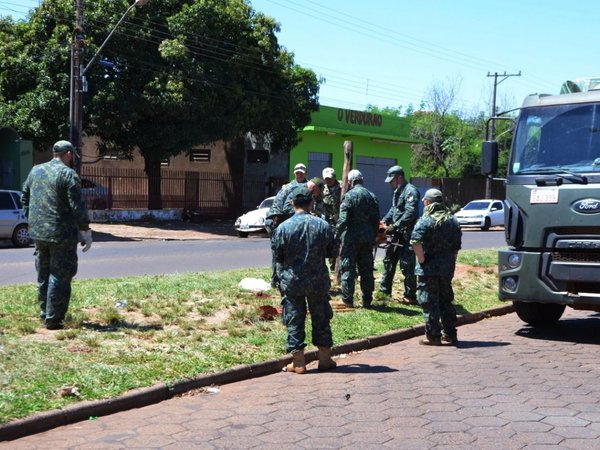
[0,189,31,247]
[81,178,109,210]
[454,199,505,231]
[234,196,275,237]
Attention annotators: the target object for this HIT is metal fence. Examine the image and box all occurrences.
[81,167,265,217]
[412,177,506,207]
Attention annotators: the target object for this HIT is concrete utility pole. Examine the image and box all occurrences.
[69,0,149,174]
[485,70,521,198]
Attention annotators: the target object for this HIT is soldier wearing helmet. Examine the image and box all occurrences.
[378,165,420,303]
[335,169,380,308]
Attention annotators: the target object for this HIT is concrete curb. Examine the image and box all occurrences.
[0,304,514,442]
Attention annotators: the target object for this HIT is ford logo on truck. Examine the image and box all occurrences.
[571,199,600,214]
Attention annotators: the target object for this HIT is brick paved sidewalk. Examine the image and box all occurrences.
[4,308,600,449]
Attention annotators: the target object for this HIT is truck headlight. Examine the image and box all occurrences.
[507,253,522,269]
[502,276,518,293]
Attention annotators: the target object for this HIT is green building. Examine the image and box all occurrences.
[290,105,422,215]
[0,127,33,191]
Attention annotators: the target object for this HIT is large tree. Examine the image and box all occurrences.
[0,0,319,208]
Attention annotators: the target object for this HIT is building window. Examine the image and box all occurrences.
[160,158,170,166]
[190,148,211,163]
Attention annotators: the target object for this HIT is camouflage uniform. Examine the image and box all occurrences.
[272,211,335,353]
[410,202,462,341]
[21,158,89,327]
[322,181,341,270]
[322,181,341,225]
[379,182,420,300]
[336,184,380,307]
[265,181,307,288]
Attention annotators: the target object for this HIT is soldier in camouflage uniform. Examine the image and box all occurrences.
[21,140,92,330]
[272,186,337,374]
[322,168,341,271]
[336,170,380,308]
[379,165,420,303]
[410,188,462,346]
[308,177,326,218]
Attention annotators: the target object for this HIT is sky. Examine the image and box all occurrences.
[4,0,599,116]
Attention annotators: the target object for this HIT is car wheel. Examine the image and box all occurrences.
[481,217,491,231]
[237,231,249,238]
[12,224,31,247]
[513,301,565,327]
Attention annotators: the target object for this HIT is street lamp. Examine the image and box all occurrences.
[69,0,149,174]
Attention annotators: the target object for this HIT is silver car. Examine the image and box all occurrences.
[0,189,31,247]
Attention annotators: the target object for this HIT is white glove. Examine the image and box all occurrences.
[79,229,93,252]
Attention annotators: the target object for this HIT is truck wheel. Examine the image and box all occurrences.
[12,224,31,247]
[481,217,491,231]
[513,301,565,327]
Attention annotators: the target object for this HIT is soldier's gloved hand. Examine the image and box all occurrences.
[385,225,395,235]
[79,229,93,252]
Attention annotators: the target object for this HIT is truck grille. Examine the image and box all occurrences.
[552,252,600,263]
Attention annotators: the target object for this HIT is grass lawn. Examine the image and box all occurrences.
[0,248,502,424]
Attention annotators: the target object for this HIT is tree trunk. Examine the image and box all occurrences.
[144,156,163,210]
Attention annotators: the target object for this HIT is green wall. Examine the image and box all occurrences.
[290,105,421,179]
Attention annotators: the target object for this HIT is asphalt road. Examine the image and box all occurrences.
[0,230,505,286]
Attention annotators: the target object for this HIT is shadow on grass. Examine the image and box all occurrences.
[367,304,422,317]
[82,321,164,332]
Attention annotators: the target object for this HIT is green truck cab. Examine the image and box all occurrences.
[483,81,600,327]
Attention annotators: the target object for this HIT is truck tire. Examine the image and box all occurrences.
[481,217,491,231]
[513,301,565,327]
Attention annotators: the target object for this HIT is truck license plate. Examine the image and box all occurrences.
[530,188,559,204]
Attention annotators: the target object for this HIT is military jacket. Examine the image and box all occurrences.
[410,205,462,277]
[21,159,89,242]
[322,181,341,225]
[383,182,420,237]
[336,184,380,244]
[265,182,306,233]
[272,211,334,296]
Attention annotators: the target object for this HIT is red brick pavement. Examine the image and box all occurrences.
[4,308,600,449]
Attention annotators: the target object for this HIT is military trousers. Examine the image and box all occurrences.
[340,240,375,305]
[281,292,333,353]
[35,240,78,325]
[379,236,416,299]
[416,275,457,340]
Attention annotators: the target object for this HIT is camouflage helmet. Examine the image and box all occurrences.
[385,165,404,183]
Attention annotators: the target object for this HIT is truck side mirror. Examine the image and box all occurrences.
[481,140,499,176]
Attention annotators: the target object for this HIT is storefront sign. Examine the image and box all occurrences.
[337,109,383,127]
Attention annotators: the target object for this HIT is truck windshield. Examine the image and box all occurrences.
[511,103,600,175]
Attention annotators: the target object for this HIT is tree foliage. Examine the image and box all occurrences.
[0,0,319,208]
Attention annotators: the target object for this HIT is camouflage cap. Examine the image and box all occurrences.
[310,177,324,192]
[53,140,75,153]
[291,186,313,205]
[423,188,443,203]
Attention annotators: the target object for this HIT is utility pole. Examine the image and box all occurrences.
[485,70,521,198]
[69,0,85,174]
[68,0,149,175]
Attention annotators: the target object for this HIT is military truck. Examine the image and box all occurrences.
[482,78,600,327]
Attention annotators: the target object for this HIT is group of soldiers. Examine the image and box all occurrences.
[267,163,462,373]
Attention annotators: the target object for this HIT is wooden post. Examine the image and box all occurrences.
[334,140,353,285]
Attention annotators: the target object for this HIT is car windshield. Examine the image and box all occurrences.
[463,201,490,211]
[511,102,600,174]
[259,198,274,209]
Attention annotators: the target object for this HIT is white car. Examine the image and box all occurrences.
[0,189,31,247]
[454,199,505,231]
[234,196,275,237]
